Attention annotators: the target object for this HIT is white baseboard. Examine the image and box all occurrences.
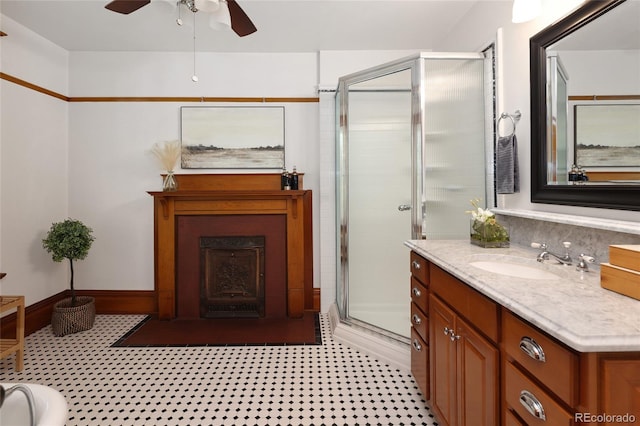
[328,303,411,372]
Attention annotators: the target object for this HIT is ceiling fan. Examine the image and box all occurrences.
[104,0,257,37]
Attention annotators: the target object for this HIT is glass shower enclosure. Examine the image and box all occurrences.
[547,52,570,184]
[336,52,492,342]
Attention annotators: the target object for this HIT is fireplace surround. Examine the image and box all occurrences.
[177,215,286,319]
[149,174,313,319]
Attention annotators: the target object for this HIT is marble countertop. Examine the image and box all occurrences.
[405,239,640,353]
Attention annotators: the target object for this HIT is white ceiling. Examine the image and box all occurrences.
[0,0,481,53]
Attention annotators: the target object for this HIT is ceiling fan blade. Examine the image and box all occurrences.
[227,0,257,37]
[105,0,151,14]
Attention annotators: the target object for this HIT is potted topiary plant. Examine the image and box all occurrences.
[42,218,96,336]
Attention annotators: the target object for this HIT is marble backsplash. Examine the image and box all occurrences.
[495,211,640,268]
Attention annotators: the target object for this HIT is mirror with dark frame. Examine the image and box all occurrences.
[530,0,640,211]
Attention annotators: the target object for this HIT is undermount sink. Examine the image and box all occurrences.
[467,255,562,280]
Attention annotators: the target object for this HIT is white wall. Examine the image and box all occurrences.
[69,52,318,97]
[0,16,69,93]
[0,16,70,306]
[67,100,319,292]
[68,51,321,294]
[441,0,639,223]
[67,49,430,306]
[318,50,424,89]
[559,50,640,94]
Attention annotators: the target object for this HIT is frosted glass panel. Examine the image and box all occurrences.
[422,58,486,239]
[548,55,569,184]
[347,71,413,338]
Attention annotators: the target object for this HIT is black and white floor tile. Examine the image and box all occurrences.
[1,313,439,426]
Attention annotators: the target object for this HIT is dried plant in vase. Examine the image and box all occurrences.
[151,140,181,191]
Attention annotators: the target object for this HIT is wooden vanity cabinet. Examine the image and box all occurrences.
[410,251,429,399]
[503,309,640,425]
[429,263,499,426]
[409,250,640,426]
[503,309,577,425]
[591,353,640,419]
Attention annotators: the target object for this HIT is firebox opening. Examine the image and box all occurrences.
[200,236,265,318]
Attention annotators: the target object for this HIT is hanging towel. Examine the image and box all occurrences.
[496,134,520,194]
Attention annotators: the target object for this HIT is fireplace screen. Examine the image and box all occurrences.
[200,236,265,318]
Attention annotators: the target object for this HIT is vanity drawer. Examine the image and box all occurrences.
[410,277,428,313]
[411,327,429,400]
[411,302,428,342]
[503,310,578,406]
[430,264,498,343]
[504,409,526,426]
[504,361,573,426]
[410,251,429,284]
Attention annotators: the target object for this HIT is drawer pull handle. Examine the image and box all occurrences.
[519,390,546,421]
[444,326,452,336]
[412,287,422,297]
[519,336,546,362]
[412,339,422,352]
[412,314,422,325]
[412,260,421,270]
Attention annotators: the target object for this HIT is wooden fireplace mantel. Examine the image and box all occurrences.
[149,174,313,319]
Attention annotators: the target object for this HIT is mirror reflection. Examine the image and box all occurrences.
[545,0,640,185]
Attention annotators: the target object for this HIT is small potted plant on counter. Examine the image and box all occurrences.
[467,199,510,248]
[42,218,96,336]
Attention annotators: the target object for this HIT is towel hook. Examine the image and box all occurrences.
[497,110,521,138]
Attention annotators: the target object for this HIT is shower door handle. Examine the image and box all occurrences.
[398,204,411,211]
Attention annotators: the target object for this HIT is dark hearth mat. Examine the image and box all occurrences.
[111,313,321,347]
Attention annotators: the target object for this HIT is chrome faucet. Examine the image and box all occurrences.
[531,242,573,266]
[576,254,596,272]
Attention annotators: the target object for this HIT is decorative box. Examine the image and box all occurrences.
[608,245,640,273]
[601,263,640,301]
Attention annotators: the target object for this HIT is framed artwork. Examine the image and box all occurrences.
[181,106,285,169]
[574,103,640,167]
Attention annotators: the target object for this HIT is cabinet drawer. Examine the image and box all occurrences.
[411,328,429,400]
[503,310,578,406]
[504,361,573,426]
[410,251,429,284]
[411,302,428,342]
[504,409,526,426]
[410,277,428,313]
[430,264,498,343]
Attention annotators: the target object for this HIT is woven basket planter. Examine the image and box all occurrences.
[52,296,96,337]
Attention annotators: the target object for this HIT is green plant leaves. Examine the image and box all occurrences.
[42,219,95,262]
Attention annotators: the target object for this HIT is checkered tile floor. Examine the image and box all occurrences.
[1,313,438,425]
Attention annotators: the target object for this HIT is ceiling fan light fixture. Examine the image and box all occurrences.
[512,0,541,23]
[209,1,231,30]
[194,0,220,13]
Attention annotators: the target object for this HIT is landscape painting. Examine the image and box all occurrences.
[181,106,285,169]
[574,104,640,167]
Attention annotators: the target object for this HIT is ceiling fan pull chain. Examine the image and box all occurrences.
[192,11,198,82]
[176,1,183,26]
